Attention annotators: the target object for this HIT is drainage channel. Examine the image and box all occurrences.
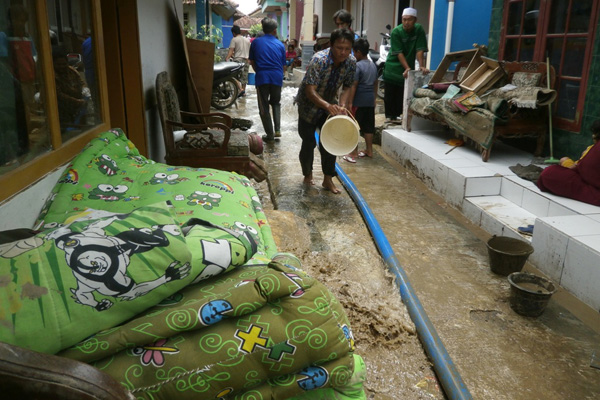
[335,160,473,400]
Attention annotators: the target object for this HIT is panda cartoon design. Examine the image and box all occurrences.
[45,216,190,311]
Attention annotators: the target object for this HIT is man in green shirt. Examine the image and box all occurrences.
[383,7,429,122]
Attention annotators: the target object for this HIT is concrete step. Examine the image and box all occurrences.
[382,125,600,311]
[463,195,536,241]
[464,189,600,312]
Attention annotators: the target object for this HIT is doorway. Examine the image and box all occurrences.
[100,0,147,155]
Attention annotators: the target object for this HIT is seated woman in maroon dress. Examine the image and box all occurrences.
[537,121,600,206]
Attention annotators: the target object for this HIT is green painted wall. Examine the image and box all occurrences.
[489,0,599,160]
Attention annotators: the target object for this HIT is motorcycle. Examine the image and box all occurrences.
[376,24,391,99]
[211,61,244,110]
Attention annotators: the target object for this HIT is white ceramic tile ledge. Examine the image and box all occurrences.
[382,126,600,310]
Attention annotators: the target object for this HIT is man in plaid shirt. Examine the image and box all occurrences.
[295,29,356,194]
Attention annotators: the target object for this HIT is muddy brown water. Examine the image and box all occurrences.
[227,81,600,399]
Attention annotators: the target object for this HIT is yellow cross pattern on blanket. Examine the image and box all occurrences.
[235,325,268,353]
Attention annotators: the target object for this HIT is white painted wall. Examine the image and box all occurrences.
[0,165,67,230]
[320,0,341,35]
[363,0,395,51]
[137,0,186,163]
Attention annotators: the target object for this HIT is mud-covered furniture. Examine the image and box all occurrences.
[156,71,266,181]
[407,61,556,161]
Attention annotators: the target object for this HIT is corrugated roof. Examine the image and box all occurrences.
[234,15,262,29]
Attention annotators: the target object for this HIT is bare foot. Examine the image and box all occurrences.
[322,177,341,194]
[303,175,315,186]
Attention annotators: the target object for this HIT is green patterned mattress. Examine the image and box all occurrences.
[0,129,365,399]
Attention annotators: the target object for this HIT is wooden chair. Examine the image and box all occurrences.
[0,342,133,399]
[156,71,266,181]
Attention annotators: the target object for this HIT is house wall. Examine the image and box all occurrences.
[294,0,303,41]
[318,0,343,35]
[489,0,600,160]
[185,4,197,29]
[429,0,492,70]
[222,16,234,48]
[362,0,395,51]
[277,12,288,40]
[0,166,67,231]
[137,0,186,162]
[260,11,287,40]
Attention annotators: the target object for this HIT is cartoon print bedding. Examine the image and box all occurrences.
[0,129,366,399]
[36,128,276,263]
[59,262,366,399]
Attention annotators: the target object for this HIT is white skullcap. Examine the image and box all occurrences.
[402,7,417,17]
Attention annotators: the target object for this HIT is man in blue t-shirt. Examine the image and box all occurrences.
[249,18,286,142]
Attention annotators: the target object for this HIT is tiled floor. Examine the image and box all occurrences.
[381,118,600,311]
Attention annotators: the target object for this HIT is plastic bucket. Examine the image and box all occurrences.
[486,236,534,276]
[320,115,360,156]
[248,72,255,85]
[508,272,557,317]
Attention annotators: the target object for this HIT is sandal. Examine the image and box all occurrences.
[342,155,356,163]
[358,151,371,158]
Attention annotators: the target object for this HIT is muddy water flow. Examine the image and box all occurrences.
[228,81,600,399]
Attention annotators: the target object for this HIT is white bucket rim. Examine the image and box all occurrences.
[320,114,360,156]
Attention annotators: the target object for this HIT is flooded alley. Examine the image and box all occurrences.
[226,79,600,399]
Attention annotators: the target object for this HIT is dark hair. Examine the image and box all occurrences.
[592,120,600,141]
[353,38,370,55]
[333,9,353,25]
[231,25,241,35]
[261,17,278,34]
[330,28,355,47]
[52,45,68,60]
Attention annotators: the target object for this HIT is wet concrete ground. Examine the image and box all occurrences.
[227,78,600,399]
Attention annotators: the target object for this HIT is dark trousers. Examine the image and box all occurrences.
[256,84,281,138]
[298,116,337,177]
[384,80,404,119]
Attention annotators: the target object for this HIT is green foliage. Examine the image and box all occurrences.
[184,24,222,43]
[249,23,262,37]
[184,24,223,62]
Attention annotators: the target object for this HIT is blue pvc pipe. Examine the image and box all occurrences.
[334,159,473,400]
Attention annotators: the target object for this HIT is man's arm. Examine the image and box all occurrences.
[305,84,347,116]
[416,50,429,75]
[347,80,358,109]
[226,46,234,61]
[397,52,412,79]
[415,26,430,75]
[340,84,355,111]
